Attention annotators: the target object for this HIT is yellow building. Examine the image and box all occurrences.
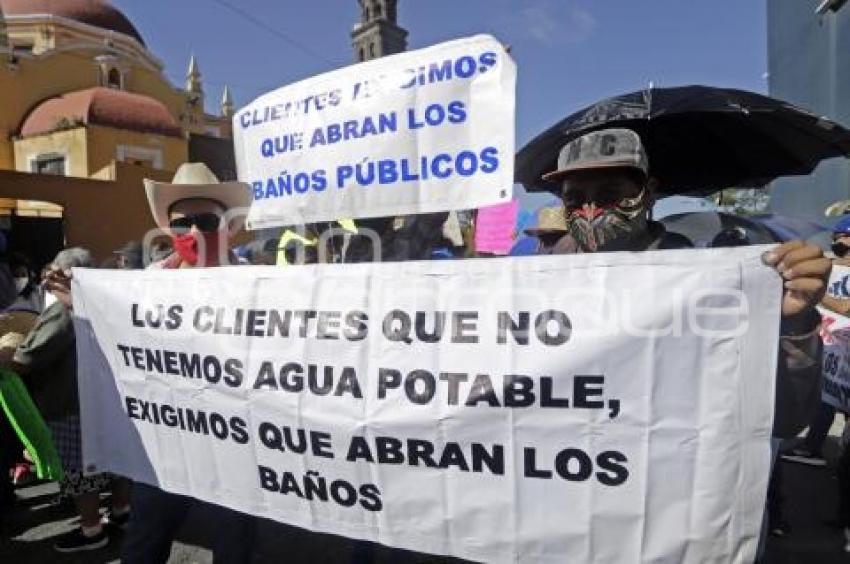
[0,0,234,176]
[0,0,237,264]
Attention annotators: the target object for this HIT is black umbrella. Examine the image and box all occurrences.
[660,212,778,248]
[516,85,850,196]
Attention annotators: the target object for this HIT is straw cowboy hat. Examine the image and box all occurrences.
[144,163,252,233]
[524,206,568,236]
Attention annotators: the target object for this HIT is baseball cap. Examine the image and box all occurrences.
[834,215,850,235]
[542,128,649,183]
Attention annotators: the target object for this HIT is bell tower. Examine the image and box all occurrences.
[351,0,407,62]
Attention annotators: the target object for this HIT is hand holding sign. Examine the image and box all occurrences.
[762,240,831,317]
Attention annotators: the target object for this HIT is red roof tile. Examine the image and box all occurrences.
[21,88,182,138]
[1,0,145,45]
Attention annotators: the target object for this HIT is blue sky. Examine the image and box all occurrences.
[111,0,767,148]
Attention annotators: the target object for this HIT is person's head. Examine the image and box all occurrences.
[113,241,143,270]
[710,227,753,248]
[9,253,35,296]
[253,238,279,265]
[144,163,252,267]
[536,232,566,252]
[524,206,568,254]
[49,247,93,276]
[832,216,850,258]
[542,128,652,253]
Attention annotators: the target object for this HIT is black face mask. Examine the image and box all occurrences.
[833,242,850,257]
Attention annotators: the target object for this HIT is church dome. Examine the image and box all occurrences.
[0,0,145,45]
[20,88,182,138]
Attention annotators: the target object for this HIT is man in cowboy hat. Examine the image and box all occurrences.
[144,162,253,268]
[122,162,256,563]
[45,162,256,563]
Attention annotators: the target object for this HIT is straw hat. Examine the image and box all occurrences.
[144,163,252,234]
[825,199,850,218]
[0,310,37,345]
[524,206,568,236]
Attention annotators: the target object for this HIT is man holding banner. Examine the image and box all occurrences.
[545,127,828,438]
[127,163,256,563]
[44,164,259,562]
[545,127,830,560]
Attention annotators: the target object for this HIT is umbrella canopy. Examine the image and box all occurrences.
[653,195,718,219]
[517,85,850,196]
[748,214,828,242]
[660,212,778,247]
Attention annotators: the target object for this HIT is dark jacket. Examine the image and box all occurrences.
[13,301,78,421]
[344,213,450,263]
[774,309,823,438]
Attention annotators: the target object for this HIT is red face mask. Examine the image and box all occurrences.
[171,232,224,267]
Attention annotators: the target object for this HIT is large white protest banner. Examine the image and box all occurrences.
[234,35,516,228]
[74,247,779,563]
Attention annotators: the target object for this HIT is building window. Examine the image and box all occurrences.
[117,146,163,170]
[369,42,376,58]
[373,2,382,18]
[107,68,122,89]
[359,47,365,62]
[31,153,66,176]
[11,42,34,55]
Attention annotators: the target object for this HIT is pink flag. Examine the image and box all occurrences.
[475,199,519,255]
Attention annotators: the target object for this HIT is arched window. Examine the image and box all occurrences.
[107,68,122,89]
[373,1,382,18]
[359,48,365,62]
[369,42,376,58]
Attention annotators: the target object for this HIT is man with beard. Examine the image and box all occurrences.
[544,127,829,438]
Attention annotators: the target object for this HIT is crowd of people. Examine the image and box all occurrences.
[0,127,842,562]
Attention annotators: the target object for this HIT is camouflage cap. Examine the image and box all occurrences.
[542,128,649,182]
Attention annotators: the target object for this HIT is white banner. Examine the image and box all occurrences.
[234,35,516,229]
[74,248,779,563]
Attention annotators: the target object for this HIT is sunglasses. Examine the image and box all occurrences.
[168,213,222,233]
